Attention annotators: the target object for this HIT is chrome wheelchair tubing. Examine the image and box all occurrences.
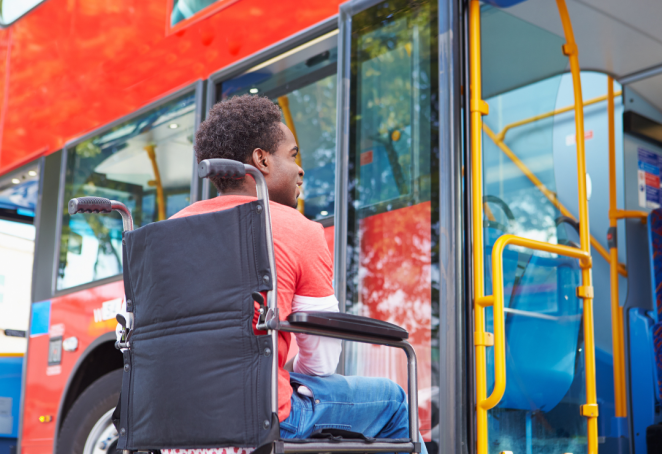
[244,165,278,313]
[111,200,134,232]
[276,321,419,446]
[244,164,280,419]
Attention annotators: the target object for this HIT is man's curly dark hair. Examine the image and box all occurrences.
[195,95,284,192]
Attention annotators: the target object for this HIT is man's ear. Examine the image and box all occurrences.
[251,148,270,175]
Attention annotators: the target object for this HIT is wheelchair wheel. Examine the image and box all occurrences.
[57,369,122,454]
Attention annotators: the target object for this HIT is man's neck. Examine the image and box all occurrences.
[219,180,257,198]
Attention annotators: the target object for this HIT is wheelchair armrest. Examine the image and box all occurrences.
[282,311,408,341]
[273,312,419,448]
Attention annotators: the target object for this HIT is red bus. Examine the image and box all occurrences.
[3,0,662,454]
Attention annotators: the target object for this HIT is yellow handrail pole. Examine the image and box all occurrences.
[607,76,628,418]
[468,1,492,453]
[556,1,599,453]
[278,95,305,215]
[497,91,622,142]
[0,353,25,357]
[613,209,648,222]
[483,124,627,276]
[486,233,591,408]
[144,144,166,222]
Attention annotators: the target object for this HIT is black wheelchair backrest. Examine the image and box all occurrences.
[117,201,278,450]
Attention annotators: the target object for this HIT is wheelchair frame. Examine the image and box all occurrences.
[68,158,420,454]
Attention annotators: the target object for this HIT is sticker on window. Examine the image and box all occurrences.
[638,147,662,209]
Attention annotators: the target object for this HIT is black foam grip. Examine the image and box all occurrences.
[68,197,112,215]
[198,159,246,179]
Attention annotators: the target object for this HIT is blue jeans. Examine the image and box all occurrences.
[281,373,428,454]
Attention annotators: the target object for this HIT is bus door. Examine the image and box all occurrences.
[336,0,439,451]
[0,161,40,453]
[469,1,598,453]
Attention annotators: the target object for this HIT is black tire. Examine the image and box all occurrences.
[57,369,122,454]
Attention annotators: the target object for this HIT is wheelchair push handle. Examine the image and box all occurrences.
[68,197,134,232]
[198,159,246,179]
[68,196,112,215]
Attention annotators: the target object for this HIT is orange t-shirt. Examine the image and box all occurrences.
[171,195,335,421]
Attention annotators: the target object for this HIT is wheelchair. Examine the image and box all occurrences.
[68,158,421,454]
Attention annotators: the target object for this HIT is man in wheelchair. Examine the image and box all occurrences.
[177,95,425,452]
[99,95,424,454]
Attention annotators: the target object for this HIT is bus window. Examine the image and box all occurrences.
[0,0,46,26]
[171,0,230,27]
[56,93,196,291]
[343,0,438,444]
[0,164,38,354]
[217,31,337,222]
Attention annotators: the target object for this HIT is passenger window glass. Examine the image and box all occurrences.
[0,165,38,355]
[344,0,438,443]
[57,93,195,290]
[171,0,228,26]
[217,32,337,221]
[0,0,46,25]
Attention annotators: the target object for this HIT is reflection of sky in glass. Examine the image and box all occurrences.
[0,219,35,240]
[1,0,45,24]
[0,180,38,212]
[57,94,195,290]
[171,0,220,26]
[279,75,337,219]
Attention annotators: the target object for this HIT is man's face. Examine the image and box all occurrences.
[263,123,304,209]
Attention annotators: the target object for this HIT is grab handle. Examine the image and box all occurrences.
[198,159,246,179]
[68,197,134,232]
[68,197,112,215]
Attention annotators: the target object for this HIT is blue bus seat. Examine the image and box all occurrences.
[630,308,658,454]
[647,208,662,401]
[498,253,582,411]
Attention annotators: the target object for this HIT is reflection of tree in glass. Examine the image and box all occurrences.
[357,38,412,200]
[344,0,439,437]
[280,74,337,218]
[59,137,140,279]
[346,0,436,304]
[506,189,559,245]
[358,203,432,344]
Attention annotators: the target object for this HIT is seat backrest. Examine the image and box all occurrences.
[484,241,583,412]
[116,200,278,452]
[647,208,662,401]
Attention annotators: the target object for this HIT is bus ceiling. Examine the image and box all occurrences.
[483,0,662,114]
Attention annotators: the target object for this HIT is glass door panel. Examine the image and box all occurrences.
[479,5,587,454]
[343,0,438,448]
[217,32,338,222]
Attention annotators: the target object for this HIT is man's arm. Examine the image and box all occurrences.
[291,294,342,376]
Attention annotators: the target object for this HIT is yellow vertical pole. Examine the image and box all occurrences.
[607,76,628,417]
[144,144,166,221]
[278,95,305,215]
[469,1,491,453]
[556,1,599,453]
